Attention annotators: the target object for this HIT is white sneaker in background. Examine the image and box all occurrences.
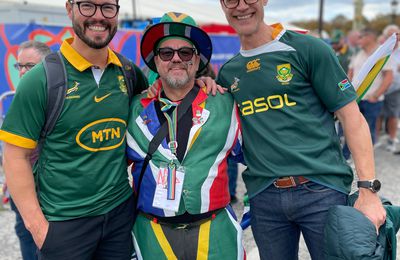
[386,139,397,153]
[374,141,383,149]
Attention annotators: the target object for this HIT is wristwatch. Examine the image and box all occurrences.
[357,179,381,193]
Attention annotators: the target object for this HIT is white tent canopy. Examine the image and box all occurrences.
[131,0,306,32]
[132,0,228,25]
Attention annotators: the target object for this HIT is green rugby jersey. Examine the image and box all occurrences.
[217,24,357,198]
[0,38,148,220]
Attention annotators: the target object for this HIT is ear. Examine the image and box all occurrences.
[263,0,268,6]
[154,56,161,70]
[66,1,73,20]
[194,55,201,71]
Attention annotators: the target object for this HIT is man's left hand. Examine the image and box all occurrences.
[196,76,227,96]
[354,189,386,234]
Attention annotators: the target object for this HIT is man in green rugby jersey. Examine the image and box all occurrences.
[216,0,386,259]
[0,0,148,259]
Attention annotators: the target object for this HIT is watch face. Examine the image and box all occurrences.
[372,179,381,192]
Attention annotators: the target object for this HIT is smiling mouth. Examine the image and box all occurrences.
[236,14,253,20]
[87,25,107,32]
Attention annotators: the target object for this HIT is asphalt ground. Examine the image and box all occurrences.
[0,133,399,260]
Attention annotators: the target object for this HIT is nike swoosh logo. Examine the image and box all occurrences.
[94,93,112,103]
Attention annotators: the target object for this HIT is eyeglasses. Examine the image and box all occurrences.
[222,0,259,9]
[14,63,36,71]
[69,1,120,19]
[156,47,197,62]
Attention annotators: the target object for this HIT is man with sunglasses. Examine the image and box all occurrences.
[4,40,51,260]
[0,1,148,259]
[216,0,386,259]
[126,12,245,259]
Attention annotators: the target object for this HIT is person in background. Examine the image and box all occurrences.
[346,27,393,154]
[331,29,353,73]
[5,40,51,260]
[376,25,400,152]
[217,1,386,259]
[347,29,361,55]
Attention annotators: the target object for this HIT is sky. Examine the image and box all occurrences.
[5,0,396,24]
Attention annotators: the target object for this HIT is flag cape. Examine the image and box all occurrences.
[352,33,397,102]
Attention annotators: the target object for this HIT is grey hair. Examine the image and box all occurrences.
[18,41,51,58]
[383,24,400,38]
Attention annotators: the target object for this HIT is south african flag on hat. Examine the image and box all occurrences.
[140,12,212,73]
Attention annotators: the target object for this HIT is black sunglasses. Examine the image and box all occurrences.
[156,47,197,62]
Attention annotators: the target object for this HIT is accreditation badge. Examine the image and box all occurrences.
[153,163,185,212]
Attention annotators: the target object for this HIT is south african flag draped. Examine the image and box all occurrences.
[352,33,398,102]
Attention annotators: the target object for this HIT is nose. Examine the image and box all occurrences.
[171,51,182,62]
[92,6,104,19]
[19,67,28,77]
[237,0,250,10]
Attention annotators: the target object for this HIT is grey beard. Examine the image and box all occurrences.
[165,74,191,89]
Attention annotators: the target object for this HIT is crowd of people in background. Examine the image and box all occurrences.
[328,25,400,157]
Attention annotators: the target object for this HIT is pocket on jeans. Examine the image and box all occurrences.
[303,182,332,193]
[39,222,54,251]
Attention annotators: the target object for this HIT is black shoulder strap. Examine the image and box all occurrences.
[115,52,136,104]
[134,85,200,201]
[41,51,67,138]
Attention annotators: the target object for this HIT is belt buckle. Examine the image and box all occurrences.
[273,176,297,188]
[175,223,189,230]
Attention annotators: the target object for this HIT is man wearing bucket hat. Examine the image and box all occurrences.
[126,12,245,259]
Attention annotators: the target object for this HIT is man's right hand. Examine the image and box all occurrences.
[30,218,50,249]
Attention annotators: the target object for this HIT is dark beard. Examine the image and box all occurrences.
[72,18,117,49]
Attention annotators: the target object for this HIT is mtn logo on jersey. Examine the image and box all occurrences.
[76,118,126,152]
[230,77,240,92]
[276,64,293,84]
[66,81,80,99]
[247,59,261,72]
[118,76,128,95]
[338,79,351,91]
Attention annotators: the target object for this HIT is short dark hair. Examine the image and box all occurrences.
[360,27,378,38]
[18,41,51,58]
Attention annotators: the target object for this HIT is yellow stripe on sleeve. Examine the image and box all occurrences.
[0,130,37,149]
[196,219,211,260]
[150,221,177,260]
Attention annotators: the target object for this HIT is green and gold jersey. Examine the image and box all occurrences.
[0,38,148,220]
[217,24,357,198]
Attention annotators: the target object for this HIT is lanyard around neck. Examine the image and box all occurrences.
[158,94,179,157]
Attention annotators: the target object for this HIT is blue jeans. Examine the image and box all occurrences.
[342,100,383,159]
[250,182,347,260]
[10,199,38,260]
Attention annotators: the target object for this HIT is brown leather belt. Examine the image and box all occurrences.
[273,176,309,188]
